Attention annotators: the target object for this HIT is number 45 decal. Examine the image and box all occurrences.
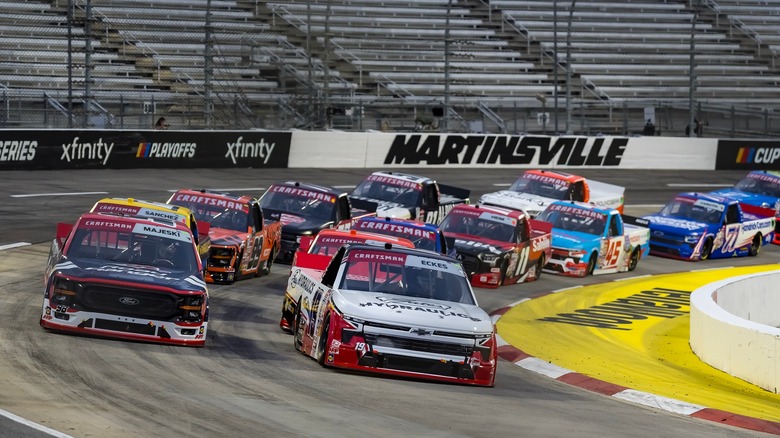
[604,239,622,267]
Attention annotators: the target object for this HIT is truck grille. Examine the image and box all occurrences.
[363,333,473,356]
[80,285,180,320]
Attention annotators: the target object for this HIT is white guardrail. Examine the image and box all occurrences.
[690,270,780,394]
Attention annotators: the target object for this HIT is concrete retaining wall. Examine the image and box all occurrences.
[689,270,780,393]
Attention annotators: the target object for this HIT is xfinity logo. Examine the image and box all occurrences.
[384,135,627,166]
[61,137,114,165]
[226,136,276,164]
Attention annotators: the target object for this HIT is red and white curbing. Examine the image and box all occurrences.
[491,306,780,435]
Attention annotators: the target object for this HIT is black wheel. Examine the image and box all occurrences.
[628,248,640,271]
[586,253,597,276]
[293,304,304,352]
[316,318,331,366]
[499,259,510,285]
[534,255,545,281]
[700,238,713,260]
[748,234,761,257]
[259,248,275,276]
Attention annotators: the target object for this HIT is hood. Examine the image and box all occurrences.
[351,195,414,219]
[208,227,247,247]
[54,258,207,292]
[479,190,554,217]
[264,210,331,233]
[710,188,777,209]
[334,290,493,334]
[448,233,513,255]
[642,214,710,235]
[551,230,600,249]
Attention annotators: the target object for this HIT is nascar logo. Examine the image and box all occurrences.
[735,147,780,164]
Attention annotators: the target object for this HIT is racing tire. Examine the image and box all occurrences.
[748,234,762,257]
[316,317,331,366]
[499,259,510,285]
[700,238,713,260]
[586,253,597,276]
[259,248,275,277]
[293,304,304,352]
[534,255,545,281]
[628,248,640,271]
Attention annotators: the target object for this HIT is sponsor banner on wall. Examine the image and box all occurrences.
[288,132,717,169]
[0,130,291,170]
[716,140,780,170]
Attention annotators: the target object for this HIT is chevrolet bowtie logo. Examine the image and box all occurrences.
[410,328,433,336]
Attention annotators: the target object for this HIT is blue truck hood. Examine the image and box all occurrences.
[551,230,601,249]
[642,214,711,235]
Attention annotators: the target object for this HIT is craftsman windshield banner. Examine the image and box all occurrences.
[0,130,291,170]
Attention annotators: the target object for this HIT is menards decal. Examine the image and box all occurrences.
[384,134,627,166]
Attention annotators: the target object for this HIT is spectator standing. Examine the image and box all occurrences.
[154,117,169,130]
[642,119,655,136]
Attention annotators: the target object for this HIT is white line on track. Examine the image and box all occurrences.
[666,183,731,188]
[332,185,356,189]
[491,183,512,187]
[0,408,73,438]
[10,191,108,198]
[0,242,30,251]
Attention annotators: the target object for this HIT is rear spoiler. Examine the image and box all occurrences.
[739,202,776,219]
[529,218,552,235]
[348,197,379,214]
[622,215,651,228]
[438,184,471,201]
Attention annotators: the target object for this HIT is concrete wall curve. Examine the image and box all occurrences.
[689,269,780,393]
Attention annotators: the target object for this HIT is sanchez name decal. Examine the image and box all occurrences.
[384,135,627,166]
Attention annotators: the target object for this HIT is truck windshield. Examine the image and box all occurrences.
[440,212,517,242]
[259,188,338,222]
[660,198,723,224]
[338,250,475,305]
[352,176,423,206]
[735,175,780,198]
[537,206,605,235]
[509,175,570,200]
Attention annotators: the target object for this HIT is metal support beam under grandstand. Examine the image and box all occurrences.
[205,0,214,129]
[565,0,576,135]
[553,1,559,133]
[688,0,699,137]
[443,0,453,132]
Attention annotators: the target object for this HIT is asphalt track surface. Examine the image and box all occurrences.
[1,168,779,438]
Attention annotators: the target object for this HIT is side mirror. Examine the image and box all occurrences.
[197,220,210,237]
[55,222,73,247]
[299,235,315,253]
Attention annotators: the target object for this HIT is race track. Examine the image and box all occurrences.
[0,168,777,438]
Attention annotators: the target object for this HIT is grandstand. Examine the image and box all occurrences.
[0,0,778,137]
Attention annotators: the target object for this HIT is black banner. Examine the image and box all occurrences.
[0,130,291,170]
[716,140,780,170]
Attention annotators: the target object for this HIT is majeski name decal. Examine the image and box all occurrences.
[384,134,627,166]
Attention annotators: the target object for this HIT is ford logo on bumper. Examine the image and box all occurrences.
[119,297,140,305]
